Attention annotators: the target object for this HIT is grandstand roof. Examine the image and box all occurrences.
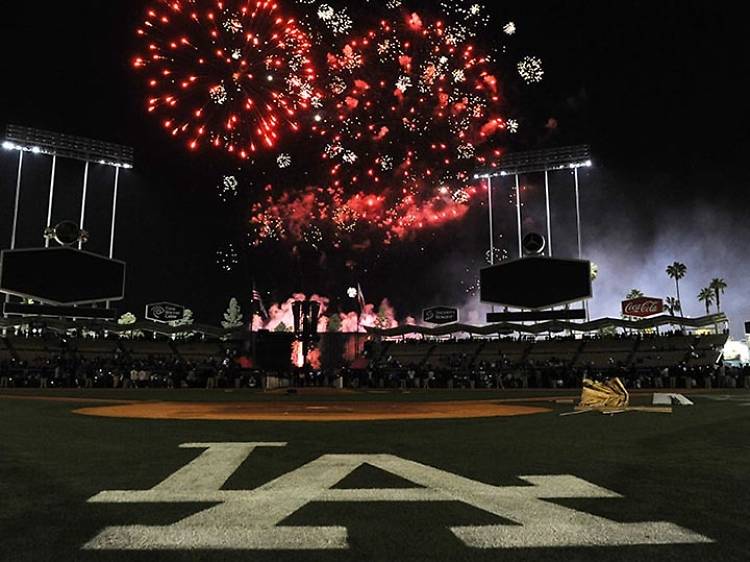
[367,314,729,338]
[0,313,730,340]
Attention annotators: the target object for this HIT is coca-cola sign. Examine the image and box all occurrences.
[622,297,664,318]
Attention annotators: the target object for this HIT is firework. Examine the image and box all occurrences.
[130,2,532,250]
[302,225,324,248]
[485,247,509,265]
[216,243,240,271]
[321,15,510,237]
[255,13,511,244]
[134,0,322,159]
[217,174,239,201]
[293,0,401,43]
[517,55,544,84]
[439,1,491,35]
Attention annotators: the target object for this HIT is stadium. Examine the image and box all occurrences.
[1,2,749,561]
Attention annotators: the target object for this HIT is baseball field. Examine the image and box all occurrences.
[1,388,749,561]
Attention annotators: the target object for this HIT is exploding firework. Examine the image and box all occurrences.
[439,1,491,35]
[485,246,509,265]
[132,2,534,250]
[216,243,240,271]
[133,0,323,159]
[250,12,512,244]
[318,14,510,236]
[517,55,544,84]
[217,174,240,201]
[293,0,402,43]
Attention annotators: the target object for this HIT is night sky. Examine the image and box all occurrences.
[0,1,747,334]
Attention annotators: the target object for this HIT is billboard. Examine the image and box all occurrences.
[423,307,459,325]
[3,302,117,321]
[622,297,664,318]
[480,257,592,310]
[145,302,185,323]
[0,247,126,305]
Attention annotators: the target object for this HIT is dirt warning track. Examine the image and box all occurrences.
[73,399,552,421]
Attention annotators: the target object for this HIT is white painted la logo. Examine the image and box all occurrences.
[83,442,712,551]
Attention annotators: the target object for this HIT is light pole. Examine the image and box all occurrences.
[574,166,583,259]
[486,175,495,265]
[475,145,593,324]
[544,170,552,256]
[78,161,90,250]
[1,125,134,313]
[6,149,24,306]
[45,156,57,247]
[348,287,361,362]
[9,150,24,252]
[514,174,523,258]
[347,286,360,330]
[106,166,121,310]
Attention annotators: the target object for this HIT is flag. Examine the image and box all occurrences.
[252,281,268,319]
[357,283,367,312]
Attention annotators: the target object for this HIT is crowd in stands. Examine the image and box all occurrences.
[351,357,750,391]
[0,344,265,390]
[1,330,746,391]
[351,330,747,390]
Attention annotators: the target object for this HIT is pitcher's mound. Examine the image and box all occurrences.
[74,400,551,422]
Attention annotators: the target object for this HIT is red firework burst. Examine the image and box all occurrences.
[319,14,506,229]
[250,12,509,246]
[134,0,322,159]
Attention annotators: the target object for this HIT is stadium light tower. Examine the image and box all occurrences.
[475,144,592,260]
[2,125,135,308]
[3,125,135,253]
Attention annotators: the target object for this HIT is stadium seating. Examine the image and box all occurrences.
[0,331,732,391]
[527,339,582,364]
[383,332,731,372]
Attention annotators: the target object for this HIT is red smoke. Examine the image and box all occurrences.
[253,294,400,334]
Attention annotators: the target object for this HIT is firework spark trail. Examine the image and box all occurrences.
[250,11,514,245]
[132,1,540,250]
[134,0,323,159]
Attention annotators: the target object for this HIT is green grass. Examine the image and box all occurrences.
[1,391,749,561]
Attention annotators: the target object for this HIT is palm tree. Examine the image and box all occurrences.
[698,288,714,315]
[666,262,687,317]
[590,262,599,282]
[665,297,681,316]
[626,289,644,300]
[709,278,728,312]
[623,290,644,325]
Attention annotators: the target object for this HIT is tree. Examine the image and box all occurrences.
[590,262,599,282]
[170,309,195,340]
[709,278,728,312]
[222,298,244,330]
[698,288,714,315]
[171,309,194,326]
[118,312,137,326]
[626,289,644,300]
[665,297,681,316]
[621,290,644,324]
[274,322,290,333]
[374,303,392,330]
[117,312,143,339]
[327,314,342,333]
[666,262,687,317]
